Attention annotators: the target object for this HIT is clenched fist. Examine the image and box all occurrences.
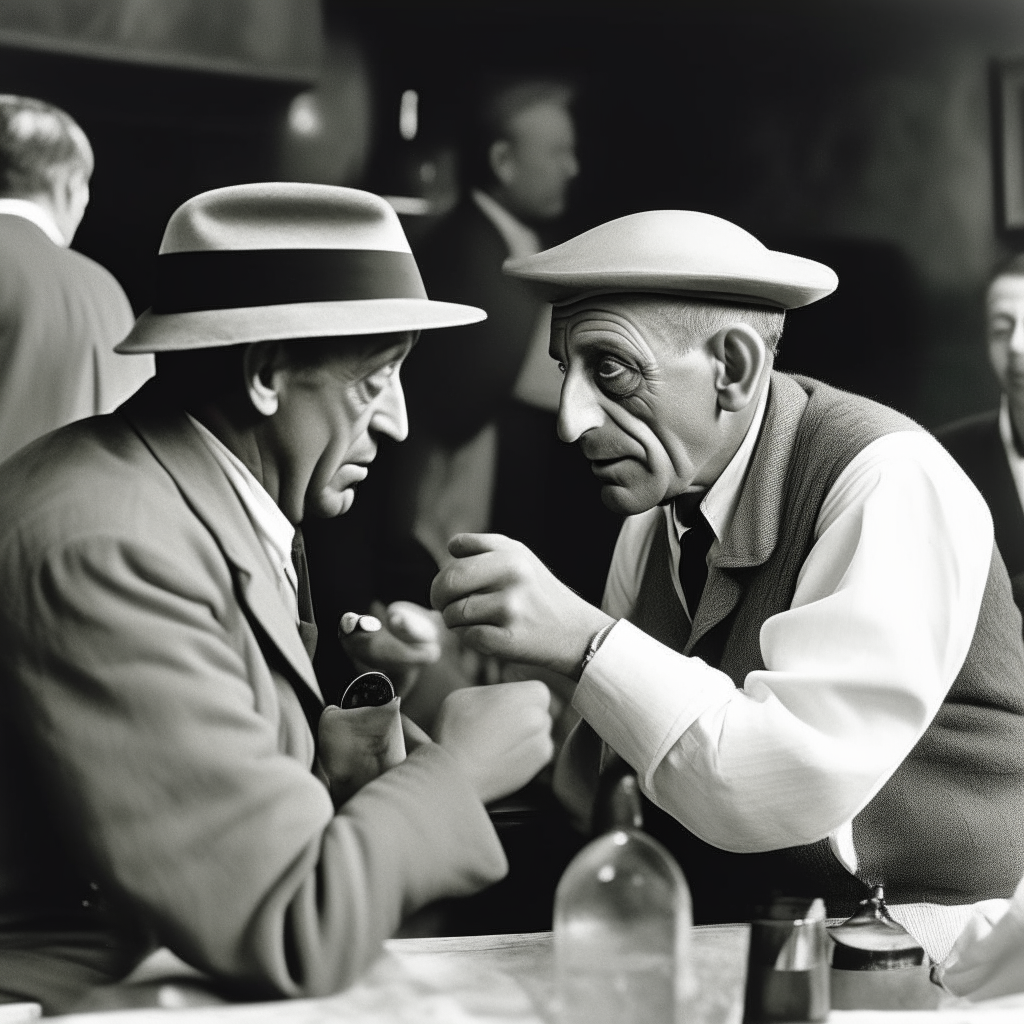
[434,680,555,804]
[430,533,613,679]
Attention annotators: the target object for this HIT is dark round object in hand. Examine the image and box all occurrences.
[340,671,395,709]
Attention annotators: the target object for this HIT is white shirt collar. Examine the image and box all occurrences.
[0,197,66,246]
[471,188,541,260]
[186,414,299,618]
[998,395,1024,514]
[670,379,772,545]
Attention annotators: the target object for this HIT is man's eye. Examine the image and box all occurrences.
[595,356,642,397]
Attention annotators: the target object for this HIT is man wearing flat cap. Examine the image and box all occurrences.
[431,210,1024,921]
[0,183,553,1011]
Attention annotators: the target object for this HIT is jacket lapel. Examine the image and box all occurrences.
[120,382,323,704]
[685,373,809,653]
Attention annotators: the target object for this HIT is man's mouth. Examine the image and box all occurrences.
[589,455,632,480]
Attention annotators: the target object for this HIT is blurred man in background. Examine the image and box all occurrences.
[0,94,152,464]
[384,77,619,614]
[938,254,1024,613]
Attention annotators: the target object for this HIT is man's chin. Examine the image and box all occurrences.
[310,486,356,519]
[599,483,657,517]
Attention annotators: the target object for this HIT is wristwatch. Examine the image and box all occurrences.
[579,622,615,677]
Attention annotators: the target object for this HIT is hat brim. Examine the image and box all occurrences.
[504,252,837,310]
[115,298,486,353]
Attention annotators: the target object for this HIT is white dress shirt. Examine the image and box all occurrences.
[0,197,65,245]
[577,397,993,872]
[186,415,299,624]
[998,396,1024,515]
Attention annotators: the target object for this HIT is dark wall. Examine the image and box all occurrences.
[334,0,1024,427]
[0,13,318,312]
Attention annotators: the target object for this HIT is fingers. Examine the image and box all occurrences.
[440,591,510,630]
[385,601,441,644]
[430,549,518,612]
[499,678,553,710]
[447,532,517,558]
[339,611,382,636]
[341,622,441,667]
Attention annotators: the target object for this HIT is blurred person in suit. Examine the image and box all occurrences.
[0,183,553,1013]
[0,94,152,463]
[937,254,1024,611]
[380,77,620,611]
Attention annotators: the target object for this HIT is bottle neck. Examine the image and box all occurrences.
[594,764,644,834]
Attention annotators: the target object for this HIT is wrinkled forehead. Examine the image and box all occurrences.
[550,294,692,354]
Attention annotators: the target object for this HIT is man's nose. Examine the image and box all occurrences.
[557,371,602,443]
[372,372,409,442]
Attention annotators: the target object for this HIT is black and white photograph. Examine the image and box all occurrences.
[3,1,1024,1021]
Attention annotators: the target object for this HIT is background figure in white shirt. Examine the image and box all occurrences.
[426,210,1024,923]
[0,94,153,464]
[937,253,1024,618]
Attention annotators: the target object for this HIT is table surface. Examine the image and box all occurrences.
[45,922,1024,1024]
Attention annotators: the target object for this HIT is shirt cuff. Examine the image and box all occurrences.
[573,618,737,784]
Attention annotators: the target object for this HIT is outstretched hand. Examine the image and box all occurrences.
[430,533,613,679]
[339,600,443,696]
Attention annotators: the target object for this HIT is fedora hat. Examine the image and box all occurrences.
[117,183,485,353]
[503,210,837,309]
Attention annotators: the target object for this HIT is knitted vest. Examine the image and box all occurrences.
[631,373,1024,922]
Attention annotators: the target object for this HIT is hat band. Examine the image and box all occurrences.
[151,248,427,314]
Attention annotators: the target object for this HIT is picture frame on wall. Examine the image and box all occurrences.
[993,57,1024,237]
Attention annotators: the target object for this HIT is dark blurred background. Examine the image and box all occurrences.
[3,0,1023,426]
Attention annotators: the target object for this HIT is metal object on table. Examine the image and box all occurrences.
[828,884,940,1010]
[743,896,829,1023]
[340,670,396,709]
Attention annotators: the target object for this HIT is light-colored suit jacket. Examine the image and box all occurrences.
[0,213,153,465]
[0,381,506,1012]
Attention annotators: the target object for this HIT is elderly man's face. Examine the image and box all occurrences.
[267,333,413,523]
[551,301,725,516]
[987,274,1024,406]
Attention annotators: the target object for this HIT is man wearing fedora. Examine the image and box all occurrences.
[0,183,553,1011]
[430,210,1024,922]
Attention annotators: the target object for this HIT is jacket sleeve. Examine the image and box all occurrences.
[0,531,507,998]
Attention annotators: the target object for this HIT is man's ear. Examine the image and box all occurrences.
[488,139,516,187]
[242,341,283,417]
[709,323,768,413]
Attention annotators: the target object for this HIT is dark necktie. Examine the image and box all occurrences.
[675,490,714,619]
[290,529,319,663]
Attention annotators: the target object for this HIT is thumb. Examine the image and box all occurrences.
[447,532,504,558]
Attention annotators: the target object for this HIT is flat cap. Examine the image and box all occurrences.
[503,210,837,309]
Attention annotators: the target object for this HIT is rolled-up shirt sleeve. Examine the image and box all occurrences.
[574,431,994,853]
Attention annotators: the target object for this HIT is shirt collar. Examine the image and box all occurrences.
[671,379,772,545]
[999,394,1024,464]
[471,188,541,260]
[185,414,297,596]
[0,198,66,246]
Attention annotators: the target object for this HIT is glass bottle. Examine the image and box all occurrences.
[553,771,693,1024]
